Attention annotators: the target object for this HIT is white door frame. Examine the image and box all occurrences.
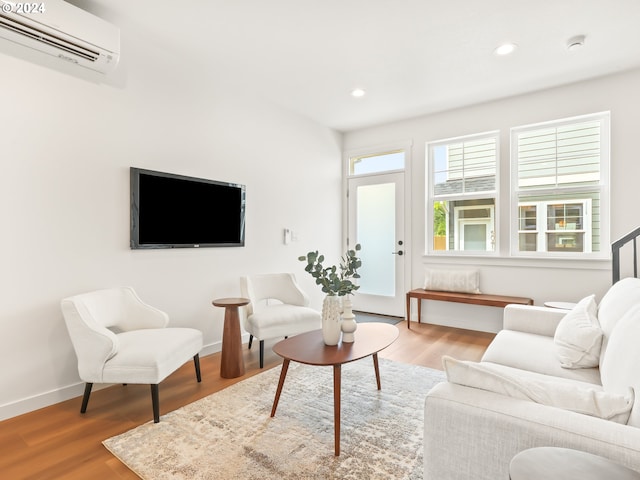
[343,142,412,318]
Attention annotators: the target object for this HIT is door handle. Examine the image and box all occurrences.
[392,250,404,255]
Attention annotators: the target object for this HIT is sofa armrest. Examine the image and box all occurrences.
[424,382,640,480]
[503,304,567,337]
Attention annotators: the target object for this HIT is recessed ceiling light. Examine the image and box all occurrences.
[567,35,586,51]
[351,88,366,98]
[494,43,517,56]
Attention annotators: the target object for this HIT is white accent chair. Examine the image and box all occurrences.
[61,286,203,423]
[240,273,321,368]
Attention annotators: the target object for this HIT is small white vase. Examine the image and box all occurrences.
[322,295,342,345]
[341,295,357,343]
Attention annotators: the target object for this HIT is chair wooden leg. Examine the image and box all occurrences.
[80,383,93,414]
[259,340,265,368]
[193,354,202,382]
[248,334,254,349]
[151,384,160,423]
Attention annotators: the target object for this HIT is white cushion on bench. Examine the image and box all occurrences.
[424,268,481,294]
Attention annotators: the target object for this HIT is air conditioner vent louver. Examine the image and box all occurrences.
[0,13,99,62]
[0,0,119,74]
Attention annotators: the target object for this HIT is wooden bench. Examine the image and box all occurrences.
[405,288,533,329]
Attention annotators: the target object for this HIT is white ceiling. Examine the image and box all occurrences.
[94,0,640,132]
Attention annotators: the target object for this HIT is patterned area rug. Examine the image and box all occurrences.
[103,358,446,479]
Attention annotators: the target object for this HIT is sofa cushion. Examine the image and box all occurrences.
[597,277,640,338]
[482,329,601,385]
[479,362,603,390]
[600,303,640,427]
[554,295,603,369]
[443,356,634,423]
[424,268,481,294]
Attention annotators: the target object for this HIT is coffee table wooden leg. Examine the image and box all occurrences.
[270,359,290,417]
[333,364,341,456]
[372,353,381,390]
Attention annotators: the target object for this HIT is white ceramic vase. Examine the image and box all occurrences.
[322,295,342,345]
[341,295,357,342]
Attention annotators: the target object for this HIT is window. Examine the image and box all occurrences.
[349,150,404,175]
[427,132,498,253]
[511,113,609,257]
[518,199,591,253]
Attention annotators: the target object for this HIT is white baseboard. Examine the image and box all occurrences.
[0,339,227,422]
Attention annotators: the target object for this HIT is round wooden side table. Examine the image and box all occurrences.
[212,297,249,379]
[510,447,640,480]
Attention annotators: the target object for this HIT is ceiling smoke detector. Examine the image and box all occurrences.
[567,35,586,51]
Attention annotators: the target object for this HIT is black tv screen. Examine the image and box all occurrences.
[130,168,245,249]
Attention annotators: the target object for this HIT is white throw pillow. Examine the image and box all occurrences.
[424,268,481,294]
[442,356,634,423]
[554,295,603,369]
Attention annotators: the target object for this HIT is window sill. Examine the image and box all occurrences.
[421,253,610,271]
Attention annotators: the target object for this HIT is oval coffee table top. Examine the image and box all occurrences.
[273,322,399,366]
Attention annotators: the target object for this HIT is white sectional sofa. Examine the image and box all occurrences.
[424,277,640,480]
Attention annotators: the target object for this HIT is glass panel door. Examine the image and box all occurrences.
[347,172,405,316]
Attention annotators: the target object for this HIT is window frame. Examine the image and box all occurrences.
[510,112,610,259]
[517,198,592,253]
[426,130,500,256]
[348,149,405,177]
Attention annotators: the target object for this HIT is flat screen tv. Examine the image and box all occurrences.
[130,167,245,249]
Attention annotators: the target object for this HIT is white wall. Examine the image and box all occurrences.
[0,16,342,419]
[344,68,640,332]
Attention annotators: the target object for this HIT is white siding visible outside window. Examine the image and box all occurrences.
[511,112,610,257]
[427,132,499,254]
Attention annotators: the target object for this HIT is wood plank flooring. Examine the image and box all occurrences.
[0,320,494,479]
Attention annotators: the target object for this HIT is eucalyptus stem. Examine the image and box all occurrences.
[298,244,362,296]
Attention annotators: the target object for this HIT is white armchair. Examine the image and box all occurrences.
[240,273,321,368]
[61,286,203,423]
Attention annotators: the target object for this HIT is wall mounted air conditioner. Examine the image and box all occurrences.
[0,0,119,73]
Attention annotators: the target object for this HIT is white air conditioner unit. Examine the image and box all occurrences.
[0,0,119,73]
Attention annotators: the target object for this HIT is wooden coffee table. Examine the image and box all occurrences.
[270,322,399,456]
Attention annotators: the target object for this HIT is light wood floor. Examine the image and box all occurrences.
[0,320,494,479]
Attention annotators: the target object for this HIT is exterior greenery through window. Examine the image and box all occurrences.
[511,112,610,257]
[427,132,498,254]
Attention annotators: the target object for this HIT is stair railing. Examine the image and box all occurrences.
[612,226,640,284]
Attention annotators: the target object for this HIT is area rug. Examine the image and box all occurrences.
[103,358,446,480]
